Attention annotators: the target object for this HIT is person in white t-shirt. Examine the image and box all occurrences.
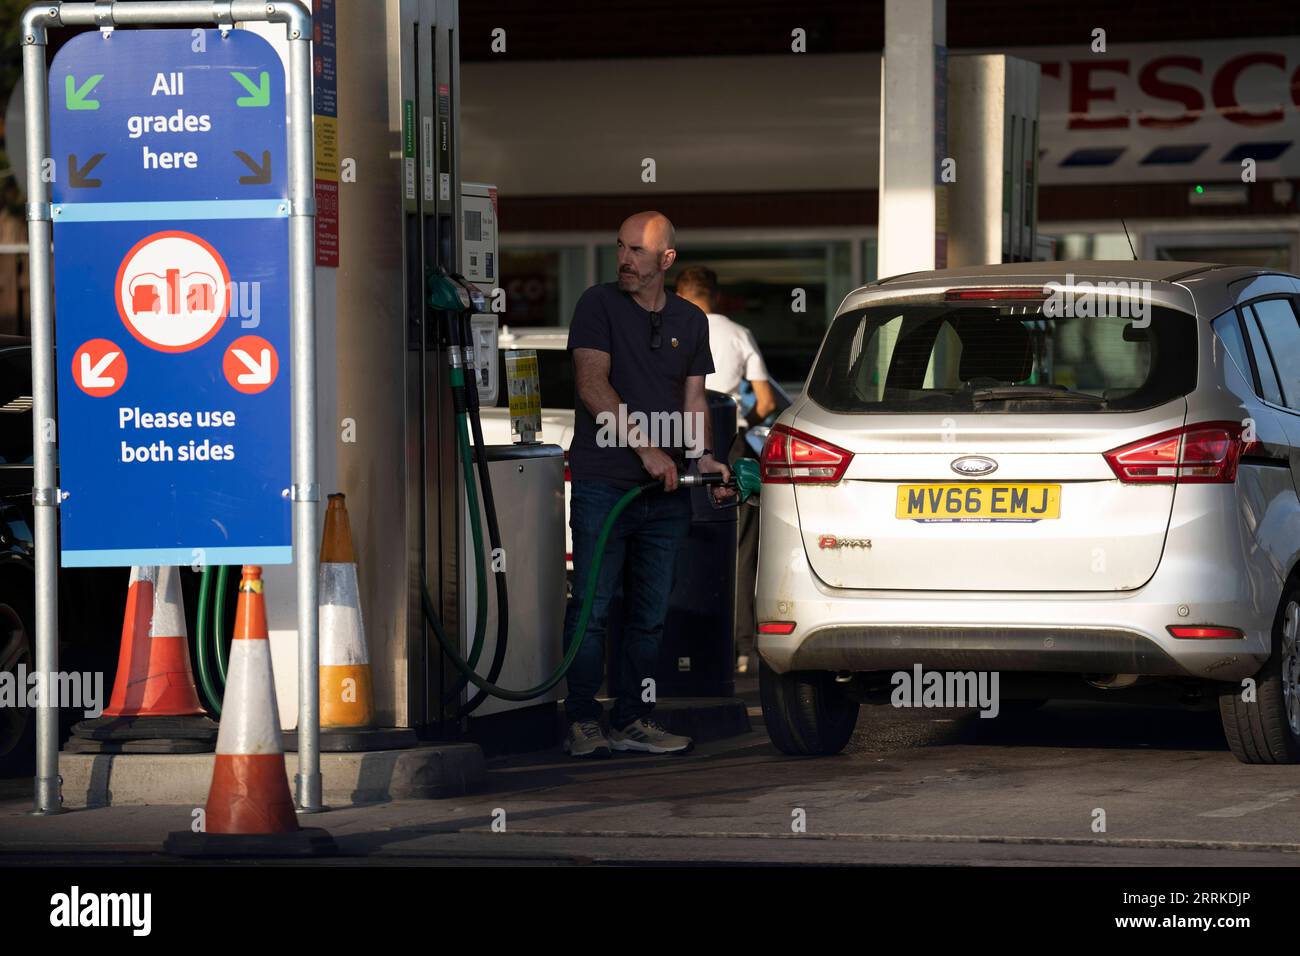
[674,265,774,675]
[674,266,776,425]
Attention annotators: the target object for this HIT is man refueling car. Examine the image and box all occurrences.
[562,211,734,758]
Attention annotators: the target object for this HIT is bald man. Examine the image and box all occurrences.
[562,211,731,758]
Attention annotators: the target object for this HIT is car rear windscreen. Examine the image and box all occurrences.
[806,302,1197,414]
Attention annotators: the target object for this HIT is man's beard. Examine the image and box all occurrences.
[618,268,650,292]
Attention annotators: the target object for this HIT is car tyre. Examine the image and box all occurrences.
[0,587,36,776]
[760,659,859,756]
[1218,588,1300,764]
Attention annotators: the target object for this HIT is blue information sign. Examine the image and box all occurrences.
[49,29,292,567]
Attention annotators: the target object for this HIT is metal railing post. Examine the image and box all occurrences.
[22,3,62,817]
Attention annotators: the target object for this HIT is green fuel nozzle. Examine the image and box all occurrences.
[677,457,762,505]
[732,457,761,503]
[427,266,472,313]
[428,266,487,315]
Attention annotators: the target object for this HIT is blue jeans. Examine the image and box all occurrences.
[563,479,692,728]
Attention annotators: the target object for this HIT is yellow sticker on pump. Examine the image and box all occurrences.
[896,483,1061,522]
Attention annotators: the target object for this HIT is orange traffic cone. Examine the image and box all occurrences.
[69,566,217,754]
[167,566,335,858]
[204,566,298,835]
[306,492,416,753]
[319,494,376,729]
[103,566,204,718]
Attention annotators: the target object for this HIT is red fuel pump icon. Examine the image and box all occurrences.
[116,230,231,353]
[129,270,220,316]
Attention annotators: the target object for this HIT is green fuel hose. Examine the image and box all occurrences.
[214,564,230,683]
[420,407,657,702]
[195,564,237,715]
[195,566,222,716]
[421,407,762,704]
[455,314,513,718]
[458,404,490,678]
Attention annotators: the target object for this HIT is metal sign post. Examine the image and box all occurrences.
[21,1,321,814]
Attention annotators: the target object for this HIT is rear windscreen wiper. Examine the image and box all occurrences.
[970,385,1107,406]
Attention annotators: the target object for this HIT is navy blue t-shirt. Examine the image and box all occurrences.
[566,283,714,488]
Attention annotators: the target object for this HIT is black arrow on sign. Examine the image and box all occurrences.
[234,150,272,185]
[67,153,105,188]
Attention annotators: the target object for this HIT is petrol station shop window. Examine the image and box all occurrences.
[499,246,586,328]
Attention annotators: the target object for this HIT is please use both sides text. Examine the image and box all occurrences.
[117,405,240,463]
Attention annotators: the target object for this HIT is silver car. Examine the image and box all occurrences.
[756,261,1300,764]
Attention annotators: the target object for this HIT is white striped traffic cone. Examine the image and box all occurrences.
[103,566,205,718]
[318,494,376,729]
[204,566,298,834]
[70,563,217,754]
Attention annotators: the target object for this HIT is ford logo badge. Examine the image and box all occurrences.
[951,456,997,477]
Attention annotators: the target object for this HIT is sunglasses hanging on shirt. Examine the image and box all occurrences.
[649,311,662,350]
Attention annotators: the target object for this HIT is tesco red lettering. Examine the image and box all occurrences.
[1056,51,1294,130]
[1137,56,1204,128]
[1068,60,1130,130]
[1211,52,1286,126]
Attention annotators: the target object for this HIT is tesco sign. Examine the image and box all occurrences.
[1009,39,1300,183]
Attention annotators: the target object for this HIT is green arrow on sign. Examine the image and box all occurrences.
[65,74,103,110]
[232,71,270,107]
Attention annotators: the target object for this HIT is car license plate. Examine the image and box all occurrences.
[895,483,1061,522]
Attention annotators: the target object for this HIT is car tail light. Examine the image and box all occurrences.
[760,424,853,484]
[1167,625,1244,639]
[757,621,796,635]
[944,288,1047,301]
[1103,422,1257,484]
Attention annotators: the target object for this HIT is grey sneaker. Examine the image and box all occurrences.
[563,719,611,759]
[608,717,694,755]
